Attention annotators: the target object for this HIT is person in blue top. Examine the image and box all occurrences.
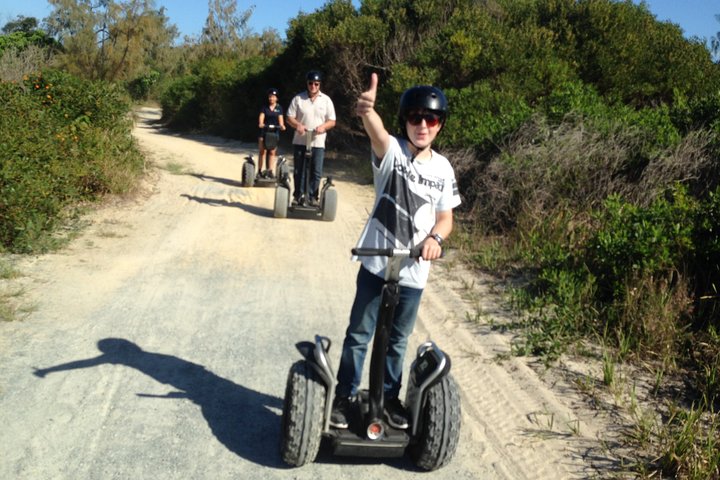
[330,73,461,430]
[257,87,286,178]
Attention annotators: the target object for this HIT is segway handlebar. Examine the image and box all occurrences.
[352,246,428,259]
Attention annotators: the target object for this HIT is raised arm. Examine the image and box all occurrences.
[356,73,390,159]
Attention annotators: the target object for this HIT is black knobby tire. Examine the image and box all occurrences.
[409,374,462,471]
[242,161,255,187]
[280,360,325,466]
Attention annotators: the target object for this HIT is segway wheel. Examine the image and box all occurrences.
[280,360,325,466]
[242,161,255,187]
[274,186,289,218]
[321,187,337,222]
[408,374,461,471]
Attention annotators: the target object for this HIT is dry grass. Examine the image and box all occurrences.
[0,45,55,83]
[451,115,719,235]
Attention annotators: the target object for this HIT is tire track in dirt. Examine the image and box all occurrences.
[413,261,606,479]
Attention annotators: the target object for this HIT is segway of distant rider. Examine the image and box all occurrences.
[279,246,461,470]
[242,124,287,188]
[273,128,337,221]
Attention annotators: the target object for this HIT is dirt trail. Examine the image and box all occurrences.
[0,107,618,479]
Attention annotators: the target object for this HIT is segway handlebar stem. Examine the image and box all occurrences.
[303,129,316,150]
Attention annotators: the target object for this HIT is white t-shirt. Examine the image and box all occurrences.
[354,136,461,289]
[286,91,336,149]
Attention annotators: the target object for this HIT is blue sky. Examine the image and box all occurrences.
[0,1,361,39]
[0,0,718,44]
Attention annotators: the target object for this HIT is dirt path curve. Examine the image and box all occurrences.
[0,108,613,479]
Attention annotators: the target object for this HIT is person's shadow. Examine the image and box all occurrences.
[33,338,285,468]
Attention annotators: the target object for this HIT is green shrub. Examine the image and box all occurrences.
[587,187,696,303]
[159,55,269,138]
[509,185,701,358]
[0,30,58,54]
[0,71,143,253]
[127,70,161,101]
[583,189,695,353]
[672,90,720,136]
[543,80,606,123]
[160,74,200,129]
[443,81,533,149]
[693,187,720,327]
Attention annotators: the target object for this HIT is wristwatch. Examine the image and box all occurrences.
[429,233,443,245]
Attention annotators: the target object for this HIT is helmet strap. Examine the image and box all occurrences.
[404,121,437,160]
[409,142,431,162]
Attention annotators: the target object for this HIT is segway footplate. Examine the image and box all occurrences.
[330,428,409,458]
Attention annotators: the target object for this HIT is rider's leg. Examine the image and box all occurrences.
[309,147,325,201]
[258,137,266,173]
[292,144,306,201]
[384,285,423,399]
[335,266,384,398]
[268,148,277,177]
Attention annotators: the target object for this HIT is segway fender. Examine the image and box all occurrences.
[406,342,451,436]
[295,341,315,360]
[295,336,337,432]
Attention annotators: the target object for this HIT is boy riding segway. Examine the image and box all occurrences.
[280,73,462,470]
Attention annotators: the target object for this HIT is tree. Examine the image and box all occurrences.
[2,16,40,34]
[199,0,254,58]
[1,16,59,53]
[712,14,719,62]
[45,0,177,81]
[0,16,61,81]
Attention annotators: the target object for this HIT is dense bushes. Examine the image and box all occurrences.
[159,55,270,138]
[159,0,720,150]
[0,70,143,252]
[509,182,720,393]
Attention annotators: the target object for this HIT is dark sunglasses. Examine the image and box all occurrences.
[407,112,441,127]
[307,81,320,86]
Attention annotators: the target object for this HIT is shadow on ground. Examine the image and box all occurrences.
[33,338,285,468]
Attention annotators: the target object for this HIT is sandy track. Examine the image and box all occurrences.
[0,108,614,479]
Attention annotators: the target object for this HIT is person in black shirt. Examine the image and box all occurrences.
[257,87,286,178]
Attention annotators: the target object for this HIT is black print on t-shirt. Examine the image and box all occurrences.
[372,170,429,246]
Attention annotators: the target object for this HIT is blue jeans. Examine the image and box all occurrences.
[335,266,423,399]
[292,144,325,200]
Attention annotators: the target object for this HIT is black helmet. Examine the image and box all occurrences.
[306,70,323,83]
[397,85,449,134]
[267,87,279,96]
